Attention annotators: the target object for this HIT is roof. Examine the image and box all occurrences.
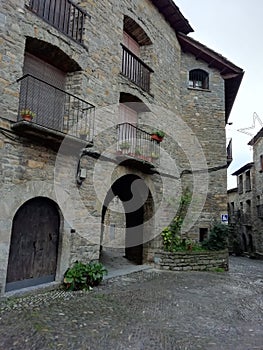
[232,162,254,176]
[227,187,238,194]
[150,0,193,34]
[177,33,244,122]
[248,127,263,146]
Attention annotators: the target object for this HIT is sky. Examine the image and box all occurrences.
[174,0,263,189]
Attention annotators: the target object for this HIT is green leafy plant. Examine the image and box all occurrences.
[135,147,142,155]
[151,129,165,138]
[151,152,159,159]
[201,222,229,251]
[119,141,130,150]
[20,108,36,118]
[161,189,196,252]
[63,261,107,291]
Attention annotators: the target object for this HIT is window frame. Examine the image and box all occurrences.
[188,69,209,90]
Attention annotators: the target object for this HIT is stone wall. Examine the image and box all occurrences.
[0,0,234,294]
[252,138,263,254]
[153,250,229,271]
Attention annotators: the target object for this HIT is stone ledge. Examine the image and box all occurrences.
[154,249,229,271]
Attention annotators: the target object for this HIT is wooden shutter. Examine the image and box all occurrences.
[22,53,66,131]
[123,32,140,57]
[119,103,138,125]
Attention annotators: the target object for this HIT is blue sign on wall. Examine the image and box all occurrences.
[221,214,228,223]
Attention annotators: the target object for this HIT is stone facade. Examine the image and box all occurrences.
[0,0,243,294]
[228,129,263,257]
[153,250,229,271]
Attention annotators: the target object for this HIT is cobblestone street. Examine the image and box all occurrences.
[0,256,263,350]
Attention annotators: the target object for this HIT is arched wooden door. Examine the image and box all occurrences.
[6,197,60,292]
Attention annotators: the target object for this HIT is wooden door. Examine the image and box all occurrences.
[6,197,60,291]
[118,104,138,151]
[21,53,66,131]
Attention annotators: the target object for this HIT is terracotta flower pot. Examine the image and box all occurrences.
[151,134,163,142]
[22,114,33,121]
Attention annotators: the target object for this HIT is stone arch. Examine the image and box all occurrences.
[123,15,152,46]
[242,233,247,252]
[6,197,61,292]
[25,37,81,72]
[100,174,154,265]
[248,233,254,253]
[0,182,70,295]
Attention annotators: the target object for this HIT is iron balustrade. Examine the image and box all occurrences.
[28,0,88,44]
[117,123,160,165]
[121,45,153,93]
[17,74,95,140]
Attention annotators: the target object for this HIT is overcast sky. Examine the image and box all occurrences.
[174,0,263,189]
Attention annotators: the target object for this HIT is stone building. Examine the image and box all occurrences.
[0,0,244,294]
[228,128,263,257]
[228,163,255,255]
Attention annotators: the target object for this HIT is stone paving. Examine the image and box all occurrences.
[0,256,263,350]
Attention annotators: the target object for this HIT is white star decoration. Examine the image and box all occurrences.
[237,112,263,137]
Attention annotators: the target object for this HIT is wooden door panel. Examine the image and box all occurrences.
[6,198,59,290]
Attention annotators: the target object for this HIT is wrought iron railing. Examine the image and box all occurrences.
[28,0,87,44]
[121,45,153,93]
[117,123,160,165]
[17,74,95,140]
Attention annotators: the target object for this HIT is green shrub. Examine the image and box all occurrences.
[63,261,108,291]
[201,222,228,251]
[161,189,193,252]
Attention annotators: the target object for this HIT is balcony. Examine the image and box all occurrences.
[121,45,153,93]
[116,123,160,172]
[28,0,88,44]
[12,74,95,148]
[227,138,232,166]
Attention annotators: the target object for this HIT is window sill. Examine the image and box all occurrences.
[187,87,211,92]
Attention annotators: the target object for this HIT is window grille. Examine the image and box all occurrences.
[189,69,209,89]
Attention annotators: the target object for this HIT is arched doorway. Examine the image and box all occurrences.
[242,233,247,252]
[100,175,153,265]
[6,197,60,292]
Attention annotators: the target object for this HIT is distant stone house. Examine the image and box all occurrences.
[0,0,243,294]
[228,128,263,257]
[228,163,255,254]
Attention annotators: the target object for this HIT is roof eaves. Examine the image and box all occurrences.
[150,0,194,34]
[232,162,254,176]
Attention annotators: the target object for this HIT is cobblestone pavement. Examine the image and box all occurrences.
[0,256,263,350]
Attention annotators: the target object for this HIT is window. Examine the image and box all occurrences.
[240,202,243,212]
[246,200,251,215]
[245,170,251,191]
[230,202,235,215]
[199,228,208,242]
[260,155,263,172]
[189,69,209,89]
[238,175,243,194]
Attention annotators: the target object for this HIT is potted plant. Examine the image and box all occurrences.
[151,129,165,142]
[151,152,159,161]
[135,147,142,156]
[79,128,89,140]
[20,108,36,121]
[119,141,130,151]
